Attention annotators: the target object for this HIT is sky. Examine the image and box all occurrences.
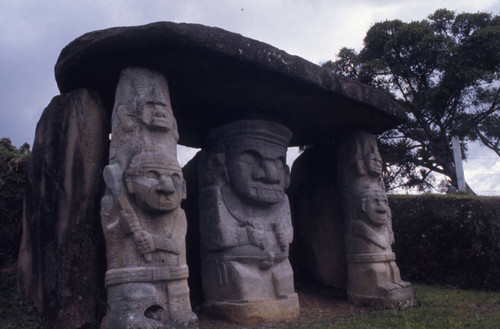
[0,0,499,195]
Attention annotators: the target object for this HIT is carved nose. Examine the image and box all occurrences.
[260,160,280,184]
[157,176,175,194]
[375,200,386,212]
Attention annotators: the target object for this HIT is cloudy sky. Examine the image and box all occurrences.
[1,0,499,195]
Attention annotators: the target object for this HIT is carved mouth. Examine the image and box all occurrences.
[153,109,167,118]
[151,117,170,128]
[251,186,283,201]
[156,193,175,207]
[371,213,387,225]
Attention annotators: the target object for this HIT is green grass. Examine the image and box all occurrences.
[331,285,500,329]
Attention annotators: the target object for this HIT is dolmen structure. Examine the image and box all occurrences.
[17,22,417,329]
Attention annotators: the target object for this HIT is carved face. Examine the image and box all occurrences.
[364,139,383,176]
[137,98,174,131]
[226,142,289,205]
[361,193,390,225]
[125,166,186,213]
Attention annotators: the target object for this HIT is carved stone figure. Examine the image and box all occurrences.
[338,130,416,308]
[100,67,197,329]
[199,120,300,323]
[109,67,179,168]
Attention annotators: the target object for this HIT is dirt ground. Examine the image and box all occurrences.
[196,282,355,329]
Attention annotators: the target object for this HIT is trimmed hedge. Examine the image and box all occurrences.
[390,195,500,291]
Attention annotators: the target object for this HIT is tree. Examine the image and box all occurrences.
[0,138,30,267]
[323,9,500,192]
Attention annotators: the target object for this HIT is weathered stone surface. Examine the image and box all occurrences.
[289,134,417,308]
[100,67,197,329]
[337,130,417,308]
[181,152,204,307]
[198,120,299,323]
[288,145,347,290]
[55,22,407,147]
[108,67,179,166]
[17,89,109,329]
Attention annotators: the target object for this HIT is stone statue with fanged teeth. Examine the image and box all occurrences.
[198,120,300,323]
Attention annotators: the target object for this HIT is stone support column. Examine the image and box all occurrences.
[198,120,300,323]
[100,67,197,329]
[18,89,108,329]
[337,130,417,308]
[288,145,346,290]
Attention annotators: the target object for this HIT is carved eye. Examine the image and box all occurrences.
[144,102,156,109]
[170,173,182,182]
[238,151,260,165]
[146,101,167,108]
[275,157,286,170]
[145,170,160,179]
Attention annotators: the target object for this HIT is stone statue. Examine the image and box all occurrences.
[100,67,197,329]
[338,130,416,308]
[109,66,179,168]
[198,120,300,323]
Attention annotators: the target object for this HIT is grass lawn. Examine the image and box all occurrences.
[330,284,500,329]
[2,266,500,329]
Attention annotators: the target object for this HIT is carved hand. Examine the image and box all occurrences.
[247,227,265,249]
[260,250,275,270]
[134,230,155,261]
[273,223,289,251]
[103,163,124,197]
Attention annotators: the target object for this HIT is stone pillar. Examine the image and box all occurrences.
[100,67,197,329]
[17,89,108,329]
[199,120,300,323]
[337,130,417,308]
[288,145,347,290]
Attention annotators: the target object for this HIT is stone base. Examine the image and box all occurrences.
[201,294,300,323]
[348,285,417,309]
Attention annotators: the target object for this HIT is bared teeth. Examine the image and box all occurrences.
[252,187,283,199]
[153,110,167,118]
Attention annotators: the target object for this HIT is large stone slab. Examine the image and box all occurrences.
[18,89,109,329]
[55,22,407,148]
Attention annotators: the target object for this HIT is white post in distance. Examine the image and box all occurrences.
[451,136,466,192]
